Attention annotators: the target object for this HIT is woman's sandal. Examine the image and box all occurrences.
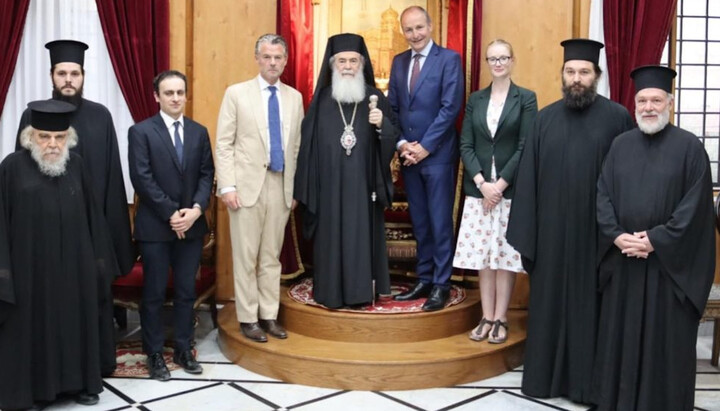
[469,318,493,341]
[488,319,509,344]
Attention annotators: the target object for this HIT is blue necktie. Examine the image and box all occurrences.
[173,121,183,165]
[268,85,284,172]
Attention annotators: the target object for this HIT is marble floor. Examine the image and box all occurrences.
[41,309,720,411]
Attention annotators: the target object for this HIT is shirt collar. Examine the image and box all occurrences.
[411,39,434,59]
[159,110,184,128]
[258,75,282,92]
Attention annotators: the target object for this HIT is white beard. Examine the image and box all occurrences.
[331,69,366,103]
[30,144,69,177]
[636,108,670,135]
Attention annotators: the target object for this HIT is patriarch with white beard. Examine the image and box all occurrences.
[330,53,366,104]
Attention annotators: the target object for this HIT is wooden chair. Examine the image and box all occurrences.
[112,186,218,330]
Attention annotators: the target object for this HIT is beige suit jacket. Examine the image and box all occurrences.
[215,76,304,208]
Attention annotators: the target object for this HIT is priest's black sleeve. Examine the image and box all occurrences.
[646,140,715,317]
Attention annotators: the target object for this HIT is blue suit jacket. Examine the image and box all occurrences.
[388,43,464,166]
[128,113,215,242]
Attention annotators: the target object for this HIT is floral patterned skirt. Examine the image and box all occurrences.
[453,196,522,272]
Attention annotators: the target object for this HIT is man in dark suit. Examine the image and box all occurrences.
[128,70,214,381]
[388,5,464,311]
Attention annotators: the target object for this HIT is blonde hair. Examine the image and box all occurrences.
[487,39,514,58]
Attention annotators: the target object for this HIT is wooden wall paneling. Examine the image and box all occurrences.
[191,0,278,301]
[479,0,574,109]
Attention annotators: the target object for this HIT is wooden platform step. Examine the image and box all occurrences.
[217,298,527,390]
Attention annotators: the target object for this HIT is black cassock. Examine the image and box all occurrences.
[591,125,715,411]
[295,86,397,309]
[16,98,134,375]
[0,151,118,409]
[507,96,633,403]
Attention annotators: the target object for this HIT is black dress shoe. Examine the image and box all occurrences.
[173,349,203,374]
[75,391,99,406]
[240,322,268,342]
[146,352,171,381]
[422,286,450,311]
[393,281,433,301]
[260,319,288,339]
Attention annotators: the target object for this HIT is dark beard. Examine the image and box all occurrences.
[562,81,598,110]
[52,85,84,107]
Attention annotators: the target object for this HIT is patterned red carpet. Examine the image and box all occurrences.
[287,278,466,313]
[113,341,196,378]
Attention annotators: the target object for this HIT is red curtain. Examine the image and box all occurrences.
[96,0,170,123]
[277,0,314,109]
[0,0,30,116]
[604,0,676,114]
[277,0,313,277]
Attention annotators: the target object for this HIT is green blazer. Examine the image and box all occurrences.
[459,81,537,199]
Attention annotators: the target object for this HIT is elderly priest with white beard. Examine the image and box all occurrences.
[591,65,715,411]
[294,33,398,309]
[0,100,118,410]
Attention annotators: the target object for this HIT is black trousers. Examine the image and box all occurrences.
[139,237,203,354]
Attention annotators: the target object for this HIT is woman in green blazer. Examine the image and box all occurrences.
[453,39,538,344]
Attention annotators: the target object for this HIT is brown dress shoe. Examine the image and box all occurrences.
[240,322,268,342]
[259,319,288,339]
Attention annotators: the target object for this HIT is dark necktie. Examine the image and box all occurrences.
[173,121,183,165]
[268,85,284,172]
[409,54,422,94]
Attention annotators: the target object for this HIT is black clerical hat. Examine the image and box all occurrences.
[27,99,76,131]
[45,40,88,67]
[560,39,604,64]
[326,33,368,56]
[630,65,676,93]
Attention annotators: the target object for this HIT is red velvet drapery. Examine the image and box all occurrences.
[0,0,30,116]
[96,0,170,123]
[277,0,314,109]
[276,0,313,277]
[604,0,677,114]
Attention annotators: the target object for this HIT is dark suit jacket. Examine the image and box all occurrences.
[388,42,464,166]
[460,82,537,199]
[128,113,215,242]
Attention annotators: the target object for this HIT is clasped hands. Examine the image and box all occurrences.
[398,141,430,166]
[614,231,654,259]
[474,175,508,212]
[169,207,202,239]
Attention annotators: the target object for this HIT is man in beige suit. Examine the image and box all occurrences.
[215,34,304,342]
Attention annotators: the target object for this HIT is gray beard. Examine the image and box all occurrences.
[636,109,670,135]
[331,69,366,103]
[30,144,70,177]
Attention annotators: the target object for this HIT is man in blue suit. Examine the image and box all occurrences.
[128,70,214,381]
[389,6,464,311]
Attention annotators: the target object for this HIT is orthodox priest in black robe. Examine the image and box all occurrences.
[295,33,397,309]
[591,66,715,411]
[507,39,634,403]
[15,40,134,376]
[0,100,119,409]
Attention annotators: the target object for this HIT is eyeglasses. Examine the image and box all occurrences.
[486,56,511,65]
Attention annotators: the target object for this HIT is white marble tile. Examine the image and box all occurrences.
[456,370,523,388]
[382,387,493,410]
[695,390,720,411]
[146,383,272,411]
[697,372,720,389]
[291,390,413,411]
[192,362,280,382]
[43,388,130,411]
[697,359,720,373]
[237,382,339,408]
[194,329,231,363]
[502,389,591,411]
[103,377,217,403]
[452,390,557,411]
